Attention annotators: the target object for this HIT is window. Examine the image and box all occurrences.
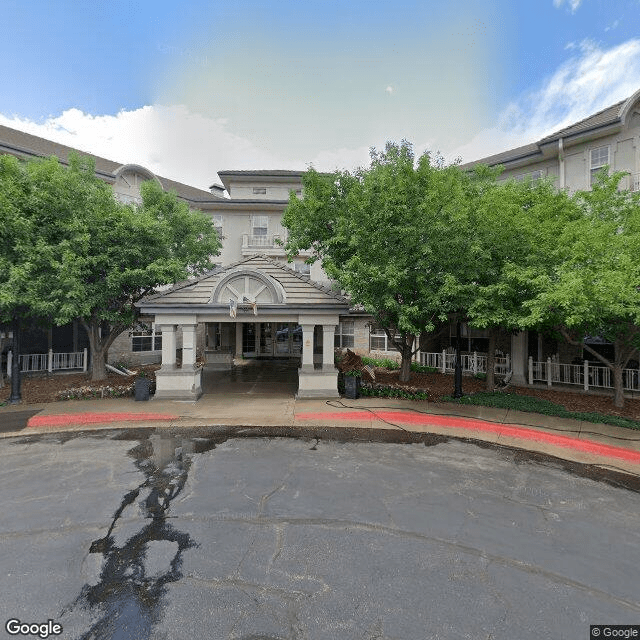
[590,146,610,185]
[293,261,310,275]
[212,215,223,239]
[116,193,142,206]
[514,170,542,183]
[252,187,267,195]
[252,215,268,236]
[369,327,400,352]
[334,320,355,348]
[131,325,162,352]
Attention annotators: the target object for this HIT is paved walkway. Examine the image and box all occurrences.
[3,388,640,476]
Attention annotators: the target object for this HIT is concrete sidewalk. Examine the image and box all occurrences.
[2,392,640,476]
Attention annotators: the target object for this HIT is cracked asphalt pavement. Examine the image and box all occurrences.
[1,429,639,639]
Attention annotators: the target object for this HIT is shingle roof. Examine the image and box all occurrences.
[0,124,217,203]
[139,254,349,308]
[460,92,637,169]
[217,170,305,177]
[538,99,626,144]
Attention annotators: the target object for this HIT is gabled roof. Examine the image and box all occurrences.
[460,88,640,169]
[0,123,218,203]
[138,254,349,310]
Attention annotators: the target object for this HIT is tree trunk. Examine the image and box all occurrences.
[0,335,4,388]
[398,335,414,383]
[485,328,497,391]
[83,319,125,381]
[85,321,107,381]
[613,363,624,408]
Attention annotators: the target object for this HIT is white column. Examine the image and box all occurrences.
[510,331,528,385]
[235,322,243,358]
[300,323,315,373]
[322,324,336,371]
[160,325,177,369]
[182,324,197,368]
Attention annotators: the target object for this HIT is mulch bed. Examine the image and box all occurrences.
[2,365,640,421]
[0,366,159,405]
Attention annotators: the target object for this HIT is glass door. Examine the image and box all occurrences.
[274,323,303,356]
[259,323,274,356]
[242,323,257,357]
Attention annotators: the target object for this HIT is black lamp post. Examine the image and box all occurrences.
[453,319,463,399]
[9,320,22,404]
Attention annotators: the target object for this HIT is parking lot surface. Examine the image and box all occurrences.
[1,429,639,639]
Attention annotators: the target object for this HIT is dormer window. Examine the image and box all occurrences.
[590,146,610,185]
[253,187,267,195]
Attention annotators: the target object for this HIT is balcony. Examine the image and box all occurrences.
[241,233,287,256]
[240,233,313,258]
[628,172,640,192]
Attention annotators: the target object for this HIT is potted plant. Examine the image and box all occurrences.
[343,369,362,399]
[134,370,151,401]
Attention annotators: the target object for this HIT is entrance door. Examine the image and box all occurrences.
[242,323,257,357]
[259,323,274,356]
[274,323,302,356]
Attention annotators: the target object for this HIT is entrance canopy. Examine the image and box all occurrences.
[139,254,349,324]
[137,255,351,399]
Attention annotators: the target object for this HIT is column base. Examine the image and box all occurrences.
[297,370,340,398]
[154,367,203,400]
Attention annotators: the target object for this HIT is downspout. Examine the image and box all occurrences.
[558,137,565,189]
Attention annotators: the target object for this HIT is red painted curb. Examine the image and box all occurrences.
[28,412,178,427]
[295,410,640,464]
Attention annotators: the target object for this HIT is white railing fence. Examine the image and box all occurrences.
[242,233,285,248]
[6,349,88,376]
[419,351,510,376]
[529,357,640,392]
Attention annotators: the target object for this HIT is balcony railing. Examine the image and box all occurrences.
[626,172,640,192]
[242,233,285,249]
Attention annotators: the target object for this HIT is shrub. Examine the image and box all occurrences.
[443,391,640,431]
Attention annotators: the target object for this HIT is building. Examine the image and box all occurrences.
[458,87,640,383]
[0,125,372,397]
[3,87,640,395]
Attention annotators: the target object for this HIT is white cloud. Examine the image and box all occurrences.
[553,0,583,13]
[0,104,388,189]
[0,105,294,190]
[385,86,394,95]
[449,38,640,164]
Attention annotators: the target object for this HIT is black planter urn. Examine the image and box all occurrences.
[134,377,151,401]
[344,375,361,399]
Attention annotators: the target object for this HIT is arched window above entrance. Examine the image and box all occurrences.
[211,269,284,305]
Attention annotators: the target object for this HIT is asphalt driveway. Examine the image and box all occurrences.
[1,429,639,639]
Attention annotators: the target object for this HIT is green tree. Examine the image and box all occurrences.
[283,141,478,382]
[465,170,578,390]
[520,171,640,408]
[0,154,221,381]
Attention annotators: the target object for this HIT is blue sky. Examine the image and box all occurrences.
[2,0,640,189]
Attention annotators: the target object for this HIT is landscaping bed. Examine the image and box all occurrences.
[2,362,640,426]
[0,365,159,404]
